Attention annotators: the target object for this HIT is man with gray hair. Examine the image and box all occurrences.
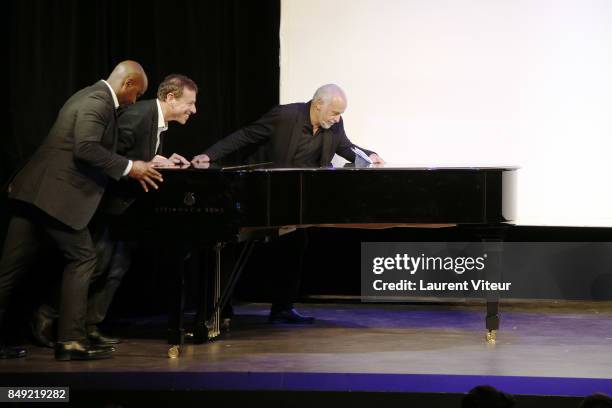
[192,83,383,166]
[192,84,384,323]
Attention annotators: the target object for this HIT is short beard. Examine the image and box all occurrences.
[318,112,332,129]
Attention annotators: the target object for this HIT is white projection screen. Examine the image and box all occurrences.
[279,0,612,226]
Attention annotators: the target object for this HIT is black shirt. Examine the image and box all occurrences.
[293,102,323,167]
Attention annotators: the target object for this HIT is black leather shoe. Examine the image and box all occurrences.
[268,308,315,324]
[54,341,114,361]
[0,345,27,359]
[30,311,56,348]
[87,327,122,346]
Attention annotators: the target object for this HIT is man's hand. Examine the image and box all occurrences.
[168,153,190,166]
[191,161,211,169]
[192,153,211,164]
[128,160,163,192]
[369,154,386,164]
[151,153,190,168]
[151,155,173,167]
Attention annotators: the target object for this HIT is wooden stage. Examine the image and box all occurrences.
[1,300,612,407]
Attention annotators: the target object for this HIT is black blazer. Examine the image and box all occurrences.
[204,102,374,166]
[99,99,160,215]
[9,81,129,230]
[116,98,160,161]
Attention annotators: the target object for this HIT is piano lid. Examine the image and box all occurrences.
[164,162,520,173]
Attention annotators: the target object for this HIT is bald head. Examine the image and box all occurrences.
[107,60,148,106]
[313,84,347,106]
[310,84,347,130]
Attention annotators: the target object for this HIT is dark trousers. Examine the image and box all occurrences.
[86,224,132,327]
[242,228,307,308]
[36,221,133,331]
[0,204,96,342]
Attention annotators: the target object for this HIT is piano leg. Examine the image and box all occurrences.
[193,247,211,344]
[484,241,502,344]
[485,301,499,343]
[165,244,189,358]
[475,226,509,345]
[211,243,223,339]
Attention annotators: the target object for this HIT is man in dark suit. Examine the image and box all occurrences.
[31,74,198,348]
[191,84,384,323]
[87,74,197,342]
[193,84,383,167]
[0,61,163,360]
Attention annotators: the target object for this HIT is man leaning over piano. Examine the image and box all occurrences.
[192,84,384,323]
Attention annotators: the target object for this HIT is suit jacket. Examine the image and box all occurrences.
[8,81,129,230]
[99,99,160,215]
[204,102,374,166]
[116,98,160,161]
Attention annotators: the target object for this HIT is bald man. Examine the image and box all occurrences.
[0,61,162,360]
[30,74,198,349]
[192,84,384,324]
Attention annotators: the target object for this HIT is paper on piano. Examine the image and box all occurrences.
[351,146,373,167]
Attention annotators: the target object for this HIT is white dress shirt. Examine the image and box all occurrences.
[155,99,168,154]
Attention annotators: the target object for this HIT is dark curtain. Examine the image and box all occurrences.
[2,0,280,320]
[3,0,280,247]
[5,0,280,186]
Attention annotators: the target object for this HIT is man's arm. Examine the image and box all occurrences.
[73,93,130,180]
[193,105,281,163]
[74,93,162,190]
[334,119,385,164]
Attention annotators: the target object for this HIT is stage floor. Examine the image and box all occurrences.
[2,301,612,398]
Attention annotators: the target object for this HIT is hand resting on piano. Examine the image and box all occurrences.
[151,154,191,168]
[191,153,211,164]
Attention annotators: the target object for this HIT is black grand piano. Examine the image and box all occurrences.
[118,163,517,357]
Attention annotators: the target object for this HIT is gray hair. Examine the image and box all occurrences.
[312,84,346,104]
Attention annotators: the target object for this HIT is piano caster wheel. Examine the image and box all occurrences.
[168,345,181,359]
[221,318,231,332]
[486,330,497,345]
